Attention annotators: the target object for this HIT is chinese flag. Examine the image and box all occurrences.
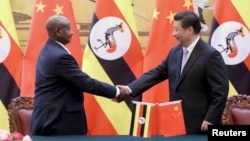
[130,101,156,138]
[143,0,194,103]
[158,100,186,137]
[82,0,143,135]
[21,0,82,96]
[0,0,23,130]
[209,0,250,96]
[142,0,193,135]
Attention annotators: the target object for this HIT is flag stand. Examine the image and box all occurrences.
[131,100,185,139]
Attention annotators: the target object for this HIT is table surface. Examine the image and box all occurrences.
[32,135,208,141]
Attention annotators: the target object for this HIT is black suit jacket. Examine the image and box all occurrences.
[128,38,229,134]
[31,39,117,135]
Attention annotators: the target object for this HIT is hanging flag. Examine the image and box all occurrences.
[0,0,23,131]
[209,0,250,96]
[82,0,143,135]
[158,100,186,137]
[142,0,193,135]
[130,101,156,138]
[21,0,83,96]
[143,0,194,103]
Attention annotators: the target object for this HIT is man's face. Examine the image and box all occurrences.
[172,21,190,47]
[56,25,73,45]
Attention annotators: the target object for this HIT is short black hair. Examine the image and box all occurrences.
[174,11,201,34]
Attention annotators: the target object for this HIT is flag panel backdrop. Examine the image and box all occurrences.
[3,0,250,135]
[129,100,185,138]
[0,0,23,131]
[209,0,250,95]
[21,0,82,96]
[82,0,143,135]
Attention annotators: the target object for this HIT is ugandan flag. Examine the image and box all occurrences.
[142,0,193,135]
[209,0,250,96]
[0,0,23,131]
[82,0,143,135]
[130,101,155,138]
[21,0,83,96]
[158,100,186,137]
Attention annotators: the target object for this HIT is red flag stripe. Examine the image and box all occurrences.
[84,94,117,135]
[1,21,22,88]
[214,1,245,25]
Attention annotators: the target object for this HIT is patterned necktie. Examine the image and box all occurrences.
[180,48,189,75]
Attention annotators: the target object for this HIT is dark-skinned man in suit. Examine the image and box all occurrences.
[31,15,128,135]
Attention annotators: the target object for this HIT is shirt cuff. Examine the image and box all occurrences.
[115,87,120,97]
[126,86,132,93]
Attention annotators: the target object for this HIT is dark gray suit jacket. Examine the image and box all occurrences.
[128,38,229,134]
[31,39,117,135]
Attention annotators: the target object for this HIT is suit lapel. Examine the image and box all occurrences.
[178,39,204,84]
[176,47,183,79]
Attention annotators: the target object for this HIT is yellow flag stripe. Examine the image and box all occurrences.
[143,105,151,137]
[0,1,19,45]
[115,0,140,39]
[228,81,238,97]
[232,0,250,29]
[0,100,9,131]
[132,104,140,136]
[82,45,131,134]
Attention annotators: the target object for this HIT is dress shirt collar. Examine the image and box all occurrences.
[55,41,71,54]
[182,36,200,58]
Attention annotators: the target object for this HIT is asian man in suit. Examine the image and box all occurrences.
[115,11,229,134]
[31,15,128,135]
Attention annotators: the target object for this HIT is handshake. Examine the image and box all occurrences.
[112,85,131,103]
